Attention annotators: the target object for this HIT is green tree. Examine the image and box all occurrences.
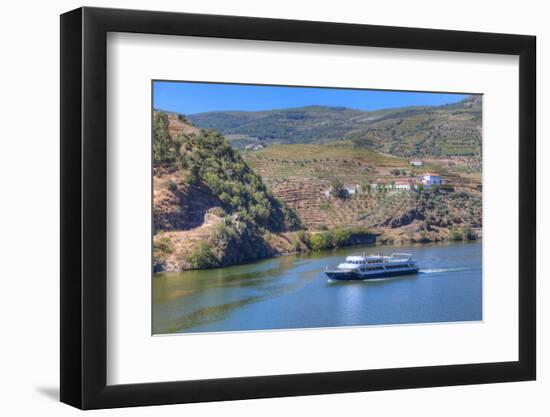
[153,112,176,165]
[307,233,331,251]
[331,179,348,199]
[333,228,352,246]
[449,226,463,241]
[361,183,372,195]
[186,241,218,269]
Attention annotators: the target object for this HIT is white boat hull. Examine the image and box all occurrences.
[325,267,419,281]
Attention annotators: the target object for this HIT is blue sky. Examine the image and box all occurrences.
[153,81,469,115]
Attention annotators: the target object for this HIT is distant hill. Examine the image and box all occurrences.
[185,95,482,158]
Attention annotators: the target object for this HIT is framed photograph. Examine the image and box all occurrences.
[60,6,536,409]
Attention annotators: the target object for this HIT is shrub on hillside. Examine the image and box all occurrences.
[153,112,177,165]
[306,227,373,251]
[186,241,219,269]
[330,179,349,199]
[449,226,463,241]
[153,236,175,271]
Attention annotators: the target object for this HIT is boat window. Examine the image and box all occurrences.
[367,266,384,271]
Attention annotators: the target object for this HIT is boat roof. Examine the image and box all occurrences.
[345,253,413,261]
[345,254,384,261]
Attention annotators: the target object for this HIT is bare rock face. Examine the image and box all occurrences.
[385,208,424,229]
[153,170,224,233]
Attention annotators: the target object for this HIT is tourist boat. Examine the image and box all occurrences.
[325,253,419,281]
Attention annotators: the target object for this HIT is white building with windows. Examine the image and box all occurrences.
[421,173,441,187]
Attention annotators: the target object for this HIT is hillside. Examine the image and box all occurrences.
[187,95,482,160]
[154,101,482,272]
[244,142,481,190]
[241,143,481,242]
[153,112,376,272]
[153,111,304,272]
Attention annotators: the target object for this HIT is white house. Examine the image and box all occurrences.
[344,184,360,195]
[410,160,423,167]
[322,184,359,198]
[421,173,441,187]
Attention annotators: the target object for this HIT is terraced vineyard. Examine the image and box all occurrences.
[244,142,480,190]
[242,142,481,238]
[243,143,397,184]
[269,180,372,229]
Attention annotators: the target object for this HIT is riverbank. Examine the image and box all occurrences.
[375,223,481,245]
[154,224,479,273]
[154,225,377,272]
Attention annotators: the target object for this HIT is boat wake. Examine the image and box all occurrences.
[419,267,472,274]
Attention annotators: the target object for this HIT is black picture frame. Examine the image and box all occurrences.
[60,6,536,410]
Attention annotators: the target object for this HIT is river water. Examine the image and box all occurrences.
[153,240,482,334]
